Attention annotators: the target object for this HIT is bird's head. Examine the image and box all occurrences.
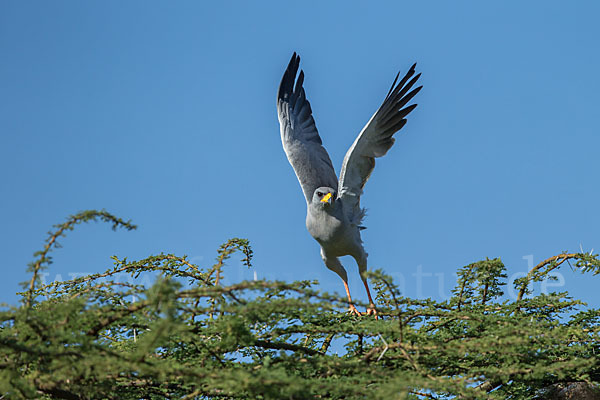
[312,187,336,207]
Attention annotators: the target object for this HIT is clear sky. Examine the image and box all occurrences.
[1,2,599,308]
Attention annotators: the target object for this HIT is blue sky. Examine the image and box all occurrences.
[1,2,599,308]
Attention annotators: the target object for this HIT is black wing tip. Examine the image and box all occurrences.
[288,52,300,75]
[384,62,420,102]
[401,64,420,83]
[385,71,402,100]
[278,52,302,102]
[409,84,423,97]
[404,103,418,112]
[291,51,300,67]
[295,69,305,94]
[291,52,300,69]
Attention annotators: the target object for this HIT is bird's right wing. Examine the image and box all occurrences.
[277,53,339,204]
[338,64,422,221]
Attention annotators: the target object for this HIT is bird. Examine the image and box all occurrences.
[276,53,421,316]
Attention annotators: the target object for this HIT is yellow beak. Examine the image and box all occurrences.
[320,192,333,203]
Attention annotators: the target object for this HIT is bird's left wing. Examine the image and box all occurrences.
[277,53,339,204]
[338,64,422,222]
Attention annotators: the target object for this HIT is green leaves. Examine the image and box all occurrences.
[453,258,507,309]
[22,209,136,309]
[2,211,600,399]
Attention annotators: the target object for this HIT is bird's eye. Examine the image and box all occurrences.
[317,192,323,197]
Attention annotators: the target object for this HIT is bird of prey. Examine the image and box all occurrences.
[276,53,421,316]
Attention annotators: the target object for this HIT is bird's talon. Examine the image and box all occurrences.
[366,305,378,320]
[348,304,362,317]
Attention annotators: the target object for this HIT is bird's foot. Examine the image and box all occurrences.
[348,304,362,317]
[366,304,378,320]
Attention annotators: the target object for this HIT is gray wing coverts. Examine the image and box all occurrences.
[277,53,338,203]
[339,64,422,222]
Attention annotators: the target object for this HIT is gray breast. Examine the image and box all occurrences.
[306,201,350,247]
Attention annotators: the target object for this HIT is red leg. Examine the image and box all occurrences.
[342,280,362,316]
[362,278,378,319]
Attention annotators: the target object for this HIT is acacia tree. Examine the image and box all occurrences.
[1,210,599,399]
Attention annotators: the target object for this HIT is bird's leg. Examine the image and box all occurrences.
[355,251,378,319]
[362,278,378,319]
[342,280,362,316]
[322,252,360,317]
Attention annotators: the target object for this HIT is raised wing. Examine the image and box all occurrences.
[277,53,338,203]
[338,64,422,222]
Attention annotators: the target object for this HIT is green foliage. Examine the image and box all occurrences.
[2,211,599,399]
